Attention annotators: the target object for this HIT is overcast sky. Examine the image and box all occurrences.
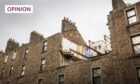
[0,0,139,51]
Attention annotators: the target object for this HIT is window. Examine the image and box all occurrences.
[94,46,97,50]
[40,58,45,71]
[9,65,14,76]
[0,68,5,79]
[43,41,47,52]
[12,50,16,59]
[25,49,28,54]
[21,65,26,76]
[60,55,71,66]
[38,79,44,84]
[92,68,101,84]
[64,56,70,65]
[4,55,8,63]
[126,8,138,24]
[58,74,64,84]
[7,82,10,84]
[24,49,28,59]
[132,35,140,55]
[137,68,140,83]
[98,45,101,50]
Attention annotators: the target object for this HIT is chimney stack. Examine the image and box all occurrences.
[5,38,19,53]
[112,0,126,10]
[30,30,45,43]
[61,17,77,32]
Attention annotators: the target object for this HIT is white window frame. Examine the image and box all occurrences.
[12,50,17,59]
[24,49,28,59]
[4,55,8,63]
[58,74,65,84]
[91,68,101,84]
[43,41,47,52]
[131,35,140,55]
[21,65,26,76]
[125,6,139,25]
[40,58,45,71]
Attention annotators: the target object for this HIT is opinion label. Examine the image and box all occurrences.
[5,5,33,13]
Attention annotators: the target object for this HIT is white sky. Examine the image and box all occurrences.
[0,0,139,51]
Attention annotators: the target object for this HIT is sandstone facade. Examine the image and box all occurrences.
[0,0,140,84]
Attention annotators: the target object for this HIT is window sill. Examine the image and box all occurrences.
[3,62,6,64]
[17,75,24,79]
[39,70,45,73]
[129,54,140,59]
[126,21,140,28]
[41,50,47,54]
[23,58,27,60]
[57,65,67,69]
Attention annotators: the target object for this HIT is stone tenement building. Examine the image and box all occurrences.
[0,0,140,84]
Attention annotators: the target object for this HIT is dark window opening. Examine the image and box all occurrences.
[9,65,13,76]
[59,74,64,84]
[38,79,44,84]
[92,68,101,84]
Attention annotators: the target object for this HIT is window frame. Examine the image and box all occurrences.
[131,34,140,56]
[21,65,26,76]
[126,8,137,24]
[40,58,46,71]
[58,74,65,84]
[9,65,14,76]
[60,55,71,66]
[91,67,101,84]
[137,67,140,84]
[98,45,101,50]
[125,6,139,25]
[12,50,17,59]
[38,79,44,84]
[42,40,47,52]
[24,49,28,59]
[0,68,5,79]
[4,55,8,63]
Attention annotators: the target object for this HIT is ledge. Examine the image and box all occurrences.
[126,21,140,28]
[39,70,45,73]
[89,56,102,61]
[129,54,140,59]
[57,65,67,69]
[17,76,24,79]
[41,50,47,54]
